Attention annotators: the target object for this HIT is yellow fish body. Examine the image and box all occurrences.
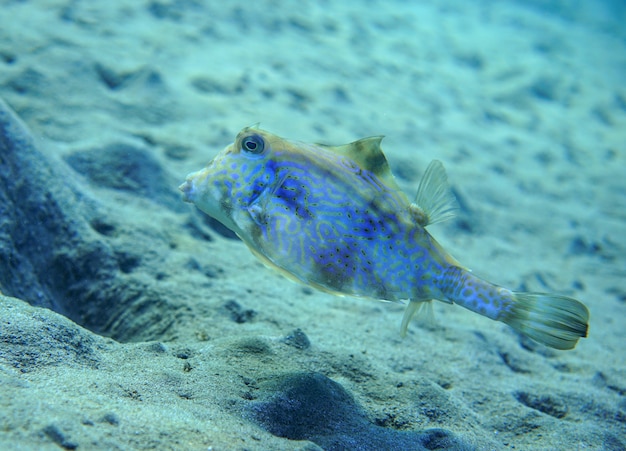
[180,127,589,350]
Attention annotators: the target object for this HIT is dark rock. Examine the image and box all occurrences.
[282,328,311,350]
[224,300,257,324]
[101,412,120,426]
[90,217,118,237]
[568,236,602,256]
[0,98,185,342]
[419,428,462,450]
[114,250,142,274]
[43,424,78,450]
[0,98,105,313]
[246,372,470,451]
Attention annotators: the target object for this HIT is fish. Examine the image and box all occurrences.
[179,127,589,350]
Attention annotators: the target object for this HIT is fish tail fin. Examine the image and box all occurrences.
[438,266,589,350]
[501,292,589,350]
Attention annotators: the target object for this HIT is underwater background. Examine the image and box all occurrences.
[0,0,625,449]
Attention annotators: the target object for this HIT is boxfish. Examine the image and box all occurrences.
[180,127,589,350]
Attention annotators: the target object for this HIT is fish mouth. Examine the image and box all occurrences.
[179,179,195,203]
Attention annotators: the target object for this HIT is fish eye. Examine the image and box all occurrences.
[241,134,265,154]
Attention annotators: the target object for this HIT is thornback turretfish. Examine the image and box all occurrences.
[179,127,589,350]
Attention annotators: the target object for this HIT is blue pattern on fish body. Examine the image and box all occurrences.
[180,127,589,350]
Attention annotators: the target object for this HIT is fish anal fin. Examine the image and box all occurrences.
[400,300,434,337]
[414,160,458,226]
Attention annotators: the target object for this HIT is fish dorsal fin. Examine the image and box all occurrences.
[320,136,402,191]
[411,160,458,226]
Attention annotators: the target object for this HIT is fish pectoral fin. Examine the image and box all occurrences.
[400,300,434,337]
[246,170,291,226]
[412,160,458,226]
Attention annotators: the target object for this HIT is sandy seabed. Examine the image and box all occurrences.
[1,1,625,450]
